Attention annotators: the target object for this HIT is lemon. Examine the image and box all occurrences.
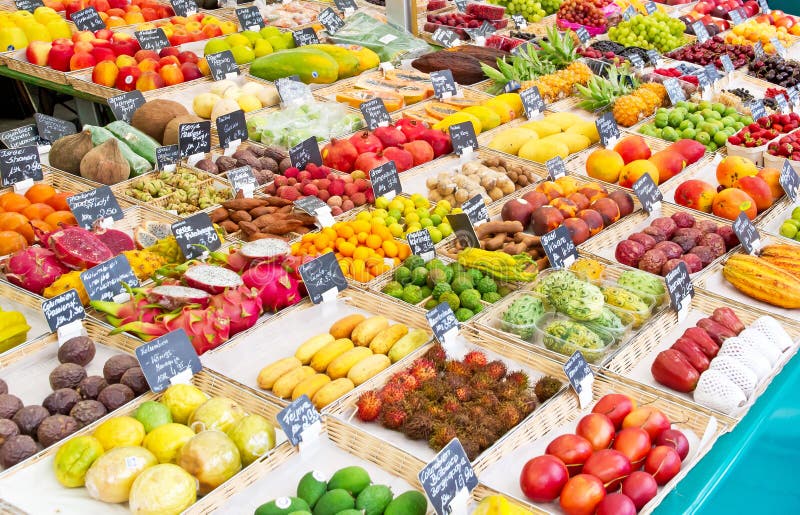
[374,196,390,210]
[134,401,173,433]
[411,193,429,209]
[236,93,261,112]
[240,30,262,45]
[253,38,273,57]
[94,416,146,450]
[160,384,209,424]
[203,38,231,55]
[225,32,252,48]
[143,423,195,464]
[388,223,404,238]
[387,199,404,212]
[436,199,452,212]
[231,45,256,64]
[405,212,420,224]
[439,223,453,237]
[428,227,443,243]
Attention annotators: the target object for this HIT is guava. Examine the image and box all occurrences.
[129,464,198,515]
[177,430,241,495]
[226,414,276,466]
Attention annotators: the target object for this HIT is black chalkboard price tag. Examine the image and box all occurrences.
[521,85,545,119]
[595,112,620,148]
[360,97,391,130]
[644,1,657,14]
[0,146,42,187]
[430,70,458,99]
[277,395,323,446]
[449,121,478,156]
[275,76,311,105]
[236,6,265,31]
[663,78,686,105]
[575,26,590,44]
[425,303,459,348]
[666,261,693,322]
[172,212,222,260]
[71,7,105,32]
[633,172,662,213]
[80,255,139,302]
[732,212,760,254]
[67,185,123,229]
[216,109,248,150]
[42,289,85,333]
[178,121,211,157]
[729,8,745,25]
[776,93,790,114]
[446,212,479,249]
[431,26,459,49]
[418,438,478,515]
[34,113,75,145]
[454,0,467,11]
[512,14,527,29]
[293,28,320,47]
[206,50,239,81]
[754,41,765,60]
[318,7,345,35]
[334,0,357,14]
[0,124,39,149]
[542,225,578,269]
[170,0,196,17]
[461,194,489,225]
[720,54,735,74]
[750,100,767,121]
[564,351,594,408]
[629,53,644,69]
[156,144,179,171]
[294,195,327,216]
[108,90,145,124]
[546,156,566,180]
[692,21,710,44]
[622,5,637,20]
[780,160,799,202]
[369,160,401,199]
[135,28,170,51]
[758,0,771,14]
[289,136,322,170]
[407,229,435,261]
[135,329,202,393]
[14,0,44,14]
[647,49,661,66]
[227,166,257,197]
[299,251,348,303]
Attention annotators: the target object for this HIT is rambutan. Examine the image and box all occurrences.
[460,437,481,461]
[402,412,435,440]
[425,404,447,421]
[429,423,457,450]
[450,411,472,429]
[355,390,382,422]
[380,383,406,404]
[463,350,488,368]
[497,402,521,430]
[445,360,470,377]
[419,378,448,402]
[410,358,437,383]
[515,393,538,417]
[389,371,419,392]
[485,360,508,380]
[534,376,562,403]
[454,384,473,402]
[403,393,426,413]
[380,404,408,429]
[442,395,459,413]
[506,370,529,390]
[470,371,493,391]
[495,381,519,401]
[472,394,497,413]
[424,344,447,369]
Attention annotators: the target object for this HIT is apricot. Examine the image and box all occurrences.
[0,212,33,244]
[21,203,55,221]
[45,192,72,211]
[716,156,758,188]
[0,193,30,212]
[24,184,55,204]
[586,148,625,184]
[712,188,757,221]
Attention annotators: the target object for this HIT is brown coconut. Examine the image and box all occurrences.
[162,115,204,147]
[130,99,189,144]
[79,139,130,185]
[49,131,94,175]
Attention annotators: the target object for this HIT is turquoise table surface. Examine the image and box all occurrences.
[656,346,800,513]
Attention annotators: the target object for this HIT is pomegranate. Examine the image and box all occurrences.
[396,118,428,141]
[321,138,358,173]
[354,152,389,176]
[418,128,452,157]
[372,125,407,147]
[382,147,414,172]
[348,130,383,154]
[519,455,569,502]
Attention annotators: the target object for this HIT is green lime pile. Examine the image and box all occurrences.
[779,206,800,241]
[638,101,752,152]
[382,256,512,321]
[255,466,427,515]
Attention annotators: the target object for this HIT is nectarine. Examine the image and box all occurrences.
[674,179,716,213]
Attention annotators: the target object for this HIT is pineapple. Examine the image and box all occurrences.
[613,94,649,127]
[43,271,89,305]
[633,88,662,111]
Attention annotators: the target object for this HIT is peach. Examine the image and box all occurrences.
[578,209,604,235]
[530,206,564,236]
[72,31,95,43]
[735,176,773,212]
[115,66,142,92]
[69,52,96,71]
[73,41,93,54]
[674,179,716,213]
[608,190,635,217]
[92,59,119,87]
[712,188,757,220]
[115,54,137,68]
[564,217,591,245]
[756,167,783,200]
[137,57,160,72]
[536,181,565,201]
[577,182,609,203]
[180,62,203,81]
[648,149,686,184]
[619,160,659,189]
[158,63,184,86]
[614,135,652,164]
[586,148,625,184]
[134,49,159,62]
[158,55,180,67]
[555,176,580,196]
[550,197,579,218]
[521,190,549,210]
[591,197,621,226]
[716,156,758,188]
[135,70,165,91]
[568,192,590,211]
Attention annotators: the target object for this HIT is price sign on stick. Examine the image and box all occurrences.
[136,329,202,393]
[666,261,694,322]
[67,186,123,229]
[0,146,42,187]
[81,255,138,302]
[419,438,478,515]
[564,351,594,408]
[732,212,761,254]
[298,252,348,304]
[278,395,322,446]
[172,213,222,260]
[108,91,145,123]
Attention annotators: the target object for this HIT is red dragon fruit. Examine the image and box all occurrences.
[208,239,290,273]
[34,225,113,270]
[146,285,211,310]
[161,306,231,355]
[93,227,135,254]
[183,264,243,294]
[91,296,163,327]
[3,247,68,294]
[209,285,263,335]
[242,261,304,312]
[110,320,169,341]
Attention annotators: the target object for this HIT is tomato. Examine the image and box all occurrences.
[519,455,569,502]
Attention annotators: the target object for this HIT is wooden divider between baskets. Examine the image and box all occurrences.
[755,195,796,240]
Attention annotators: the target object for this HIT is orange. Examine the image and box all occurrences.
[352,247,370,261]
[381,240,398,258]
[21,203,55,221]
[44,210,77,228]
[397,244,411,260]
[338,241,355,257]
[365,234,382,250]
[24,184,56,204]
[0,231,27,255]
[351,220,370,234]
[0,193,31,213]
[45,192,72,211]
[336,224,354,239]
[356,232,368,244]
[322,227,337,241]
[0,212,33,244]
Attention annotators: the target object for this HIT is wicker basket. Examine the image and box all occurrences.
[0,367,292,514]
[199,288,434,409]
[472,374,726,514]
[313,69,435,113]
[0,166,121,199]
[603,288,800,425]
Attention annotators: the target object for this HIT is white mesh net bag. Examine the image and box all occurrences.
[749,316,793,353]
[736,328,781,366]
[708,355,758,398]
[718,337,771,380]
[694,369,747,415]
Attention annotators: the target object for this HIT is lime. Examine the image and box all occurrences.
[134,401,173,433]
[160,384,209,424]
[388,223,404,238]
[94,416,146,450]
[780,222,798,239]
[143,423,195,464]
[439,223,453,237]
[428,227,443,244]
[792,206,800,220]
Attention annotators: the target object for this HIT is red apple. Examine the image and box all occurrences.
[592,393,635,428]
[25,40,51,66]
[546,434,594,476]
[180,62,203,81]
[48,44,75,72]
[519,455,569,502]
[576,413,615,451]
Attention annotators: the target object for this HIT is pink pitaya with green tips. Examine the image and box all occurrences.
[3,247,68,295]
[161,306,231,355]
[91,296,163,328]
[209,285,263,335]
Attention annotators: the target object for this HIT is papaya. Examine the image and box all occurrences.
[335,44,380,72]
[424,102,461,120]
[303,44,360,79]
[335,90,405,111]
[250,48,339,84]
